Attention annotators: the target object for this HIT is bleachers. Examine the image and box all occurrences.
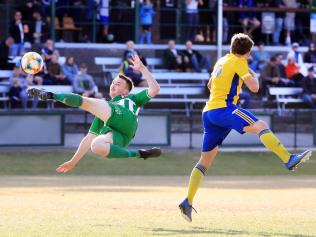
[95,57,164,72]
[0,84,10,109]
[269,87,304,115]
[132,86,207,116]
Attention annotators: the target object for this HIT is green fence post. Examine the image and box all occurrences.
[92,4,96,43]
[5,2,10,38]
[51,0,56,41]
[134,0,140,43]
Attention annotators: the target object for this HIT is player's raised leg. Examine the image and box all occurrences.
[28,88,112,122]
[244,120,312,170]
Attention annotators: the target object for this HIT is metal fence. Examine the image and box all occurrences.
[0,2,315,44]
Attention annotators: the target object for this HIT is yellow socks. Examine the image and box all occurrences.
[259,129,291,163]
[187,164,207,205]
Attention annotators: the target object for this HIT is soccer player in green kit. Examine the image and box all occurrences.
[28,55,161,173]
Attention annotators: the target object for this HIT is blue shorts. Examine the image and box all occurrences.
[202,105,258,152]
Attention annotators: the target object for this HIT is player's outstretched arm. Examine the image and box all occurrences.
[56,133,96,173]
[130,55,160,97]
[244,68,259,93]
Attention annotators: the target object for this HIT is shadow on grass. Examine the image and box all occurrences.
[150,226,312,237]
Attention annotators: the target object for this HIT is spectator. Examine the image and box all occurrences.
[62,56,79,84]
[287,42,307,75]
[272,0,286,45]
[139,0,155,44]
[122,52,148,87]
[274,53,287,78]
[304,43,316,63]
[182,40,211,72]
[302,66,316,108]
[73,63,103,98]
[8,66,38,109]
[163,40,184,71]
[30,10,49,49]
[46,53,69,85]
[185,0,203,41]
[0,37,15,70]
[287,42,303,65]
[9,11,25,56]
[18,0,36,24]
[283,0,299,45]
[260,56,293,97]
[250,42,270,72]
[239,0,260,37]
[41,39,59,63]
[285,56,304,84]
[98,0,111,43]
[123,40,147,66]
[239,89,251,108]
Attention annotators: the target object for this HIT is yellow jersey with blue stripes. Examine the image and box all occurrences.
[203,53,252,112]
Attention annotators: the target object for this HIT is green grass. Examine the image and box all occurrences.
[0,150,315,176]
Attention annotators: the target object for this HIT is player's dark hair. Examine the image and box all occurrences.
[231,33,254,55]
[119,74,134,91]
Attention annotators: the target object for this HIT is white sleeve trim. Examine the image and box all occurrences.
[146,89,153,98]
[240,73,252,80]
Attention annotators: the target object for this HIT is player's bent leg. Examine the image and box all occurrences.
[90,133,113,157]
[90,133,161,159]
[244,120,312,170]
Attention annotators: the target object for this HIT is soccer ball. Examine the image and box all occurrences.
[21,52,44,74]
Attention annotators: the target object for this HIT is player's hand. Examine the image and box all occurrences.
[56,160,76,173]
[129,54,145,72]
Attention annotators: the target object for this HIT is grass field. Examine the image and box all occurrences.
[0,150,315,237]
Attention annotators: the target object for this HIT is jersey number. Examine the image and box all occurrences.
[117,98,137,114]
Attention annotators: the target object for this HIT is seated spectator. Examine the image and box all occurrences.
[73,63,103,98]
[285,56,304,85]
[274,53,287,79]
[302,66,316,108]
[62,56,79,83]
[41,39,59,63]
[46,53,69,85]
[287,42,303,66]
[249,42,270,72]
[122,52,148,87]
[123,40,147,66]
[239,89,251,109]
[239,0,260,37]
[37,63,51,85]
[0,37,15,70]
[304,43,316,63]
[8,66,38,109]
[260,56,293,97]
[163,40,184,71]
[182,40,211,72]
[287,42,306,75]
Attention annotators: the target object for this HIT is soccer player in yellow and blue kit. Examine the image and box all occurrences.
[179,33,312,222]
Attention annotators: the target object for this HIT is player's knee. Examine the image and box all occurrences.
[91,138,110,157]
[254,120,269,133]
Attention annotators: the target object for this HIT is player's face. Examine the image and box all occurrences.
[110,78,129,98]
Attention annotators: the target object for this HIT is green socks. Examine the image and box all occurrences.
[107,144,140,159]
[259,129,291,163]
[53,93,83,107]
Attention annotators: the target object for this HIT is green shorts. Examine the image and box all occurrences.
[89,102,138,148]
